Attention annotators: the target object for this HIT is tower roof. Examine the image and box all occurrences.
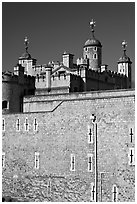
[118,40,132,63]
[19,52,32,59]
[84,19,102,48]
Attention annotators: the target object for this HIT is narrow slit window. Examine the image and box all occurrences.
[70,154,75,171]
[2,119,5,131]
[112,184,118,202]
[129,128,134,143]
[88,154,93,172]
[128,148,135,166]
[2,152,5,168]
[16,118,20,131]
[47,179,51,195]
[35,152,40,169]
[34,118,38,131]
[88,125,93,144]
[24,118,29,131]
[91,182,95,202]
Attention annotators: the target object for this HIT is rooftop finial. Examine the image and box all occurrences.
[90,19,96,37]
[121,40,127,56]
[24,37,29,53]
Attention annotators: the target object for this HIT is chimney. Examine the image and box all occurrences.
[62,52,74,68]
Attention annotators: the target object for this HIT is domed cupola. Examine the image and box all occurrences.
[117,40,132,88]
[83,19,102,71]
[118,41,131,63]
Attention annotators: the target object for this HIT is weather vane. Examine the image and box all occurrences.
[122,40,127,51]
[90,19,96,37]
[90,19,96,30]
[24,37,29,52]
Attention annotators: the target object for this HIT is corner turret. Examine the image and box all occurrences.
[117,40,132,88]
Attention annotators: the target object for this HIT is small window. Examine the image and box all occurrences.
[2,119,5,131]
[91,183,95,202]
[88,154,93,172]
[2,152,5,168]
[70,154,75,171]
[128,148,135,166]
[2,100,9,109]
[24,118,29,131]
[112,184,118,202]
[16,118,20,131]
[35,152,40,169]
[93,53,97,59]
[34,118,38,131]
[94,47,97,51]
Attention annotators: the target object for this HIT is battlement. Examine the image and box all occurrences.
[86,68,127,80]
[77,57,88,65]
[2,71,19,83]
[2,71,35,85]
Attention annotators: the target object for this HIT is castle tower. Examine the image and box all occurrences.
[83,19,102,71]
[117,40,132,87]
[18,37,37,76]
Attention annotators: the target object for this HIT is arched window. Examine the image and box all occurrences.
[94,47,97,51]
[93,53,97,59]
[2,101,8,109]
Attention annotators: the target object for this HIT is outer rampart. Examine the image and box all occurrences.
[2,89,135,202]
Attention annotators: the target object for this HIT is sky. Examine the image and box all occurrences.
[2,2,135,86]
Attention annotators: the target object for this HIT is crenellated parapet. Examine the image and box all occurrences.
[77,57,88,66]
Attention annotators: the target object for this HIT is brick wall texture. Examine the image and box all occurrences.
[2,89,135,202]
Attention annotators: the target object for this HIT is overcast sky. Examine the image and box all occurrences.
[2,2,135,85]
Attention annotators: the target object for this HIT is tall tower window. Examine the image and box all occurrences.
[33,118,38,131]
[88,125,94,144]
[91,183,95,201]
[35,152,40,169]
[2,119,5,131]
[2,152,5,168]
[24,118,29,131]
[112,184,118,202]
[128,148,135,166]
[94,47,97,51]
[85,47,88,51]
[16,118,20,131]
[70,154,75,171]
[88,154,93,172]
[129,127,134,143]
[93,53,97,59]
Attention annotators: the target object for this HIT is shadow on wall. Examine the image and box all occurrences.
[2,196,26,202]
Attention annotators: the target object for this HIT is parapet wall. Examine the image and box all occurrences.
[23,89,134,113]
